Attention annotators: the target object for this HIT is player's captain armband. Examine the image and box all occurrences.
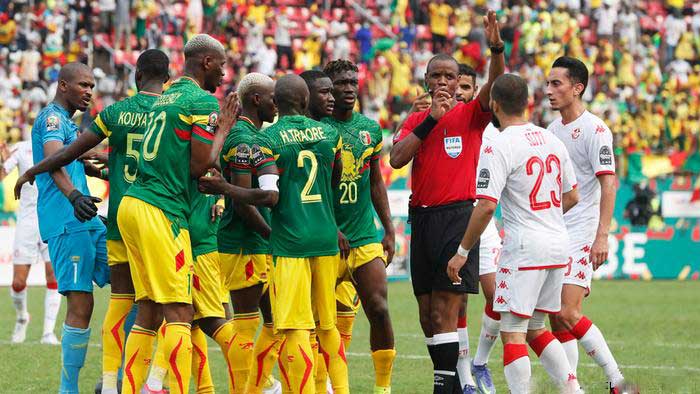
[259,174,279,192]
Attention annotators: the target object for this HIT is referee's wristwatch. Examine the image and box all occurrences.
[457,245,470,258]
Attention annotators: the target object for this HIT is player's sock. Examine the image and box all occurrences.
[553,329,579,374]
[431,332,459,394]
[371,348,396,389]
[503,343,530,394]
[529,330,580,388]
[245,323,284,393]
[317,327,349,394]
[571,316,624,387]
[425,336,436,363]
[229,312,259,393]
[101,293,135,392]
[164,322,193,394]
[311,330,327,393]
[283,329,315,394]
[211,319,235,392]
[118,303,139,382]
[145,323,168,391]
[122,325,157,394]
[60,324,91,394]
[336,311,355,350]
[191,326,214,393]
[278,336,291,393]
[10,283,28,319]
[43,282,61,336]
[473,305,501,366]
[456,315,476,387]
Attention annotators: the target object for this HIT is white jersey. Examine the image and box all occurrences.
[478,123,502,248]
[476,123,577,270]
[548,111,615,242]
[3,141,39,220]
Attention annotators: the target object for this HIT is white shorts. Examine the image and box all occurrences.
[562,239,593,293]
[479,219,501,276]
[493,266,564,318]
[13,216,49,265]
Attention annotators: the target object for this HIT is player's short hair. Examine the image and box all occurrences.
[552,56,588,95]
[491,73,529,116]
[299,70,329,89]
[136,49,169,80]
[458,64,476,80]
[237,72,274,102]
[323,60,358,80]
[426,54,459,74]
[183,34,225,59]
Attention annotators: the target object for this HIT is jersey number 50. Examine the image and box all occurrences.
[526,154,562,211]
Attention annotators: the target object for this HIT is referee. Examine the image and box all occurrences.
[389,10,504,394]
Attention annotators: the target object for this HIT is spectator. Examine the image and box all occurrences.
[428,0,451,52]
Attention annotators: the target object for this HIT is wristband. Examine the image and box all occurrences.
[411,115,438,140]
[490,45,505,54]
[457,245,470,258]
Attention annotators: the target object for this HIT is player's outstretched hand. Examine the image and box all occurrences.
[382,231,395,265]
[68,189,101,222]
[337,231,350,260]
[484,10,504,48]
[410,92,431,114]
[430,87,451,120]
[217,92,240,137]
[14,172,35,199]
[590,235,608,270]
[198,168,228,195]
[210,202,224,222]
[446,253,467,284]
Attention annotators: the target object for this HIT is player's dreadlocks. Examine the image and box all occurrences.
[323,59,358,80]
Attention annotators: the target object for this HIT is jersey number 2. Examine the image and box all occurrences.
[298,150,322,203]
[526,154,562,211]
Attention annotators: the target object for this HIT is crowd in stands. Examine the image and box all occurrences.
[0,0,699,181]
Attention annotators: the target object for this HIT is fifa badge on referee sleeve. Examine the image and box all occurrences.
[444,136,462,158]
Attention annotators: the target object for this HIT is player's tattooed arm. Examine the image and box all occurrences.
[477,10,505,112]
[370,159,395,264]
[446,199,497,283]
[231,171,271,238]
[14,131,104,198]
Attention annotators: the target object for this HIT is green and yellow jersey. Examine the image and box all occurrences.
[252,115,341,258]
[90,91,159,240]
[218,117,271,255]
[322,112,383,247]
[125,77,219,228]
[188,181,219,259]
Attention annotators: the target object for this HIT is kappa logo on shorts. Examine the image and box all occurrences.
[495,296,506,304]
[575,271,586,280]
[498,267,511,274]
[443,136,462,158]
[359,130,371,145]
[46,115,60,131]
[577,257,588,266]
[599,146,612,165]
[497,280,508,289]
[477,168,490,189]
[581,245,591,253]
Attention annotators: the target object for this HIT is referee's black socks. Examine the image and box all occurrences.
[428,332,460,394]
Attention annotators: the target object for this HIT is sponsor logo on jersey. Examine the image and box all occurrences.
[599,146,612,165]
[443,136,462,158]
[571,128,581,139]
[483,146,493,154]
[477,168,490,189]
[359,130,371,145]
[46,115,59,131]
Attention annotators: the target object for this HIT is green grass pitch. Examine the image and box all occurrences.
[0,281,698,393]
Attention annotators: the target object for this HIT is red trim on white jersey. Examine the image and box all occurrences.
[476,194,498,203]
[518,263,568,271]
[534,308,560,314]
[595,170,615,177]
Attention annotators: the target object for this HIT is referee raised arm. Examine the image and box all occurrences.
[389,10,504,394]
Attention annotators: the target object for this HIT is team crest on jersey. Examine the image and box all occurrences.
[443,136,462,158]
[206,112,218,133]
[46,115,59,131]
[571,128,581,140]
[599,146,612,165]
[477,168,490,189]
[234,143,250,166]
[359,130,371,146]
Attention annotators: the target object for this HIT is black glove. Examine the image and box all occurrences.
[68,189,101,222]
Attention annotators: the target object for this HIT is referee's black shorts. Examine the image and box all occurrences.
[409,201,480,296]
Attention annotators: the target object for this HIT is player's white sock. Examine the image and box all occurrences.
[553,330,579,373]
[456,316,476,386]
[572,316,624,387]
[145,366,167,391]
[503,343,530,394]
[43,286,60,336]
[529,331,580,389]
[10,285,28,319]
[473,308,500,366]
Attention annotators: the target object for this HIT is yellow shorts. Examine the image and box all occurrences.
[193,251,226,320]
[337,243,386,282]
[117,196,193,304]
[271,254,338,330]
[336,281,360,313]
[107,239,128,266]
[220,251,270,291]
